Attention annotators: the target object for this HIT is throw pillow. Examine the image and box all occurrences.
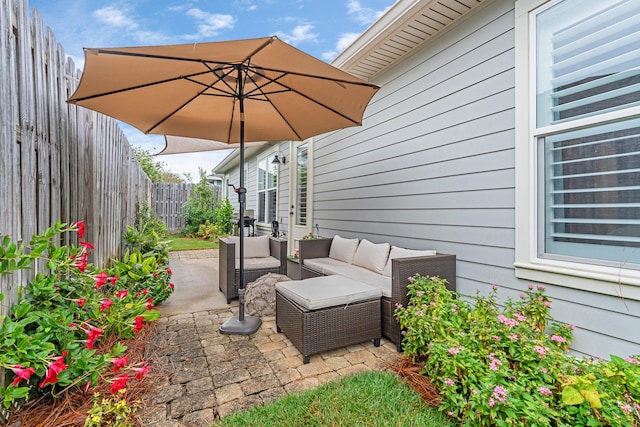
[383,246,437,277]
[352,239,390,274]
[328,235,359,264]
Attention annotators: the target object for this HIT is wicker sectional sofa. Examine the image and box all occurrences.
[219,236,287,304]
[295,236,456,350]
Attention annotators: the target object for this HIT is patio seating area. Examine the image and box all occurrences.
[143,249,400,426]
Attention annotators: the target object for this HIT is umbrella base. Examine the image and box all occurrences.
[220,315,262,335]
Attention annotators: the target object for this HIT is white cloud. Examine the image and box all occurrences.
[183,8,235,39]
[275,24,318,45]
[321,32,360,61]
[93,6,139,29]
[347,0,388,25]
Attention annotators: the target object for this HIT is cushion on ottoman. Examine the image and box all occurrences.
[275,275,381,310]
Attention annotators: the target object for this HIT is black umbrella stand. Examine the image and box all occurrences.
[220,65,262,335]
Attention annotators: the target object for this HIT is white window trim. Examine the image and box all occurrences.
[514,0,640,300]
[256,151,279,226]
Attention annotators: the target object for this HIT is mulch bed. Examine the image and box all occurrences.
[390,357,442,407]
[6,325,166,427]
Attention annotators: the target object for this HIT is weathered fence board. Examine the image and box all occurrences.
[0,0,152,314]
[152,183,195,232]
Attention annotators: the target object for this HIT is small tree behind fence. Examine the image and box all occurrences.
[0,0,151,314]
[152,183,194,233]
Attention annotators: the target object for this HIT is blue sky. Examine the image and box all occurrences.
[29,0,394,180]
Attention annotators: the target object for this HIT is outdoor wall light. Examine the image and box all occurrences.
[272,151,286,165]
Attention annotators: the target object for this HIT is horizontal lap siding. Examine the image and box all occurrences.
[312,0,639,358]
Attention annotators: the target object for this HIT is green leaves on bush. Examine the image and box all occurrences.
[395,275,640,426]
[182,169,218,236]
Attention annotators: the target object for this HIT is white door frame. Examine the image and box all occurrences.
[288,139,313,255]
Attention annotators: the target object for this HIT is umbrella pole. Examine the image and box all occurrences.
[220,65,262,335]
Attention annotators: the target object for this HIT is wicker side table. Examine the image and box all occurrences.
[275,276,381,364]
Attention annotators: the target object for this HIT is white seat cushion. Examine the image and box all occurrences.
[303,258,392,297]
[276,275,381,310]
[383,246,437,277]
[328,235,359,264]
[228,235,271,259]
[236,256,281,270]
[352,239,390,274]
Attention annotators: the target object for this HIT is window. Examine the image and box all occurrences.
[295,143,308,226]
[257,155,278,224]
[515,0,640,287]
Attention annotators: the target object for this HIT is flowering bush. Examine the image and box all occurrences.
[301,232,319,240]
[0,221,166,410]
[395,275,640,426]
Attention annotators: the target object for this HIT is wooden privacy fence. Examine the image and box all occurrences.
[152,183,194,232]
[0,0,151,314]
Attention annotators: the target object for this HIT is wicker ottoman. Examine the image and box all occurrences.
[275,275,382,364]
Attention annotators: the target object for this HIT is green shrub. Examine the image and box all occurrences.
[0,221,162,410]
[182,169,218,236]
[123,202,169,261]
[196,223,221,240]
[395,275,640,426]
[214,197,234,236]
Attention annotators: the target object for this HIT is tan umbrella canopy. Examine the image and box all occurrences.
[67,35,380,335]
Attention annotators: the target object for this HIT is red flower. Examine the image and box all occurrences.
[94,272,109,289]
[110,374,130,394]
[169,283,175,289]
[112,357,128,373]
[116,289,128,299]
[146,299,154,310]
[142,288,150,296]
[73,298,87,308]
[75,220,86,239]
[167,268,172,275]
[108,275,120,285]
[133,362,151,380]
[80,241,94,250]
[39,351,68,388]
[74,252,89,272]
[133,316,145,333]
[85,325,104,350]
[11,365,36,386]
[100,298,113,311]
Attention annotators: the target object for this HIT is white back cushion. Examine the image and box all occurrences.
[383,246,437,277]
[228,235,271,258]
[328,235,359,264]
[352,239,390,274]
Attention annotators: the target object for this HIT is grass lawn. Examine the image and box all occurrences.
[165,235,219,251]
[213,371,454,426]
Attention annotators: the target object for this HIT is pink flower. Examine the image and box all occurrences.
[443,378,455,386]
[488,397,496,407]
[538,387,552,396]
[491,284,498,290]
[537,285,546,291]
[514,313,526,322]
[416,291,425,297]
[540,367,548,374]
[624,357,638,364]
[73,298,87,308]
[489,359,502,371]
[544,301,552,308]
[85,325,104,350]
[75,220,86,239]
[408,276,415,282]
[108,275,119,285]
[533,345,548,358]
[493,385,508,403]
[497,314,519,328]
[110,374,130,394]
[569,324,576,330]
[528,284,534,290]
[551,335,566,343]
[133,362,151,380]
[116,289,128,299]
[100,298,113,311]
[448,347,462,355]
[509,334,519,342]
[492,335,500,341]
[39,351,68,388]
[112,357,128,373]
[94,272,109,289]
[519,293,525,299]
[80,241,95,250]
[11,365,36,386]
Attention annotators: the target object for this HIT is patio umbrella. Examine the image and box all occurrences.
[67,35,380,335]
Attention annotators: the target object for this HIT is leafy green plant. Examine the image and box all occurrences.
[182,169,219,236]
[123,202,169,261]
[197,223,221,240]
[109,249,175,305]
[0,221,160,411]
[395,275,640,426]
[85,390,139,427]
[214,197,234,236]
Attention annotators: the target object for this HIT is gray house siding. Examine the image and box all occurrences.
[312,0,640,358]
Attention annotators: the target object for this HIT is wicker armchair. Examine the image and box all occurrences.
[298,237,456,351]
[219,236,287,304]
